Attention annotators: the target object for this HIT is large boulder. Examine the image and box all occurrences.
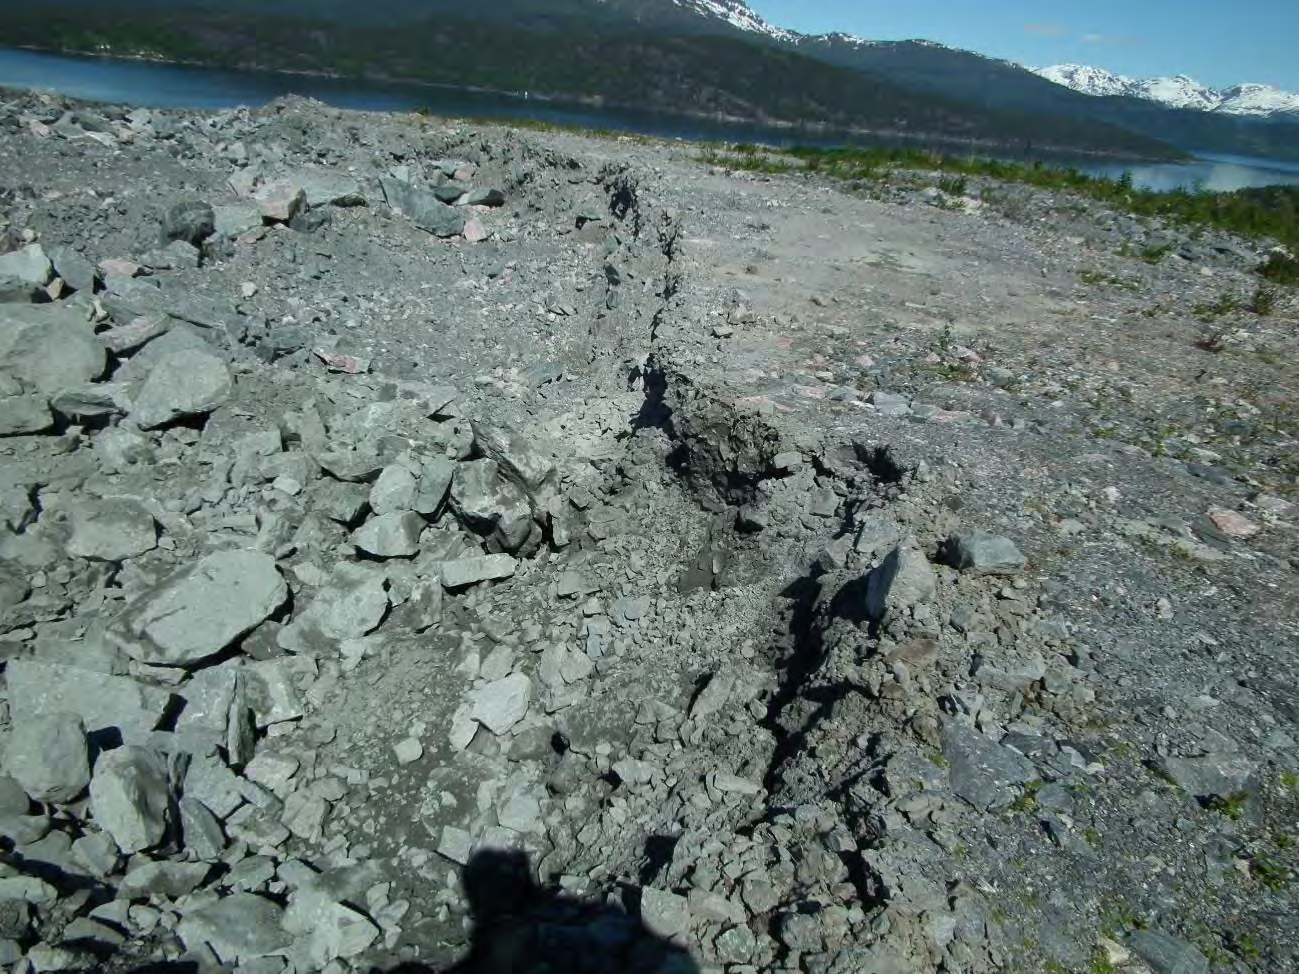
[129,348,232,430]
[0,304,106,394]
[89,746,171,853]
[110,549,287,666]
[3,713,90,804]
[380,177,465,238]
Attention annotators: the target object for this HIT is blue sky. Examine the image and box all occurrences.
[748,1,1299,91]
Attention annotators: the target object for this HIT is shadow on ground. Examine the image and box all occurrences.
[127,849,698,974]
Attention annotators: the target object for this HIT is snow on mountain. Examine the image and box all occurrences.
[672,0,796,42]
[1035,63,1299,118]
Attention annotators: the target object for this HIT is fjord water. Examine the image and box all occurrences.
[4,46,1299,193]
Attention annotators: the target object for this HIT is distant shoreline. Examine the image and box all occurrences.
[4,43,1186,163]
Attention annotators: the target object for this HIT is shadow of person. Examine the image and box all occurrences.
[388,848,700,974]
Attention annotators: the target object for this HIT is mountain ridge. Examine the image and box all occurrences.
[1036,63,1299,119]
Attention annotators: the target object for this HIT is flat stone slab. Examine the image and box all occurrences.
[946,529,1027,575]
[176,892,291,961]
[469,673,532,735]
[66,498,158,562]
[942,721,1039,811]
[440,553,517,589]
[129,348,232,430]
[111,549,287,666]
[5,660,174,745]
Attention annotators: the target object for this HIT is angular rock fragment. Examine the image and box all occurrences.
[351,511,423,558]
[89,746,171,853]
[5,661,173,745]
[440,553,517,589]
[130,348,232,430]
[0,396,52,436]
[942,722,1038,811]
[1155,753,1259,801]
[369,463,418,516]
[380,177,465,238]
[0,244,52,288]
[451,459,535,552]
[0,304,106,393]
[3,713,90,804]
[255,181,306,223]
[1127,930,1209,974]
[163,201,216,246]
[473,423,555,490]
[66,498,158,562]
[118,860,210,900]
[469,674,532,735]
[945,529,1027,575]
[111,549,287,666]
[176,892,290,962]
[866,543,937,621]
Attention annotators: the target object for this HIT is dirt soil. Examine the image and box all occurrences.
[0,91,1295,974]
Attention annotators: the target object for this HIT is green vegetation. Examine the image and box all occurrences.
[0,3,1180,157]
[699,143,1299,262]
[1079,269,1138,289]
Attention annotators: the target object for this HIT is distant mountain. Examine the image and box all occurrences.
[1036,64,1299,119]
[0,1,1179,158]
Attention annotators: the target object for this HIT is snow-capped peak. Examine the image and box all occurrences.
[1035,63,1299,118]
[671,0,796,42]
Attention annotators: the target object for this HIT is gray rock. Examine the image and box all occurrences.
[0,395,52,436]
[450,459,535,552]
[474,423,555,489]
[866,544,937,621]
[66,498,158,562]
[140,239,201,270]
[3,713,90,804]
[5,661,173,745]
[118,860,210,900]
[440,553,517,589]
[0,304,106,394]
[870,390,912,417]
[640,887,692,939]
[946,529,1027,575]
[369,464,418,515]
[350,511,423,558]
[163,201,216,246]
[49,382,131,420]
[176,892,290,962]
[1156,753,1259,801]
[111,549,287,666]
[469,673,532,735]
[70,831,119,879]
[279,565,388,647]
[465,188,506,207]
[297,170,367,207]
[380,177,466,238]
[0,274,41,303]
[413,456,455,516]
[0,244,52,287]
[62,917,126,949]
[48,246,96,293]
[1128,930,1210,974]
[179,797,226,860]
[213,203,263,239]
[942,722,1038,811]
[130,348,232,430]
[89,746,171,853]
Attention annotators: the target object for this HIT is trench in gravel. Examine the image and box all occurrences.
[632,349,900,883]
